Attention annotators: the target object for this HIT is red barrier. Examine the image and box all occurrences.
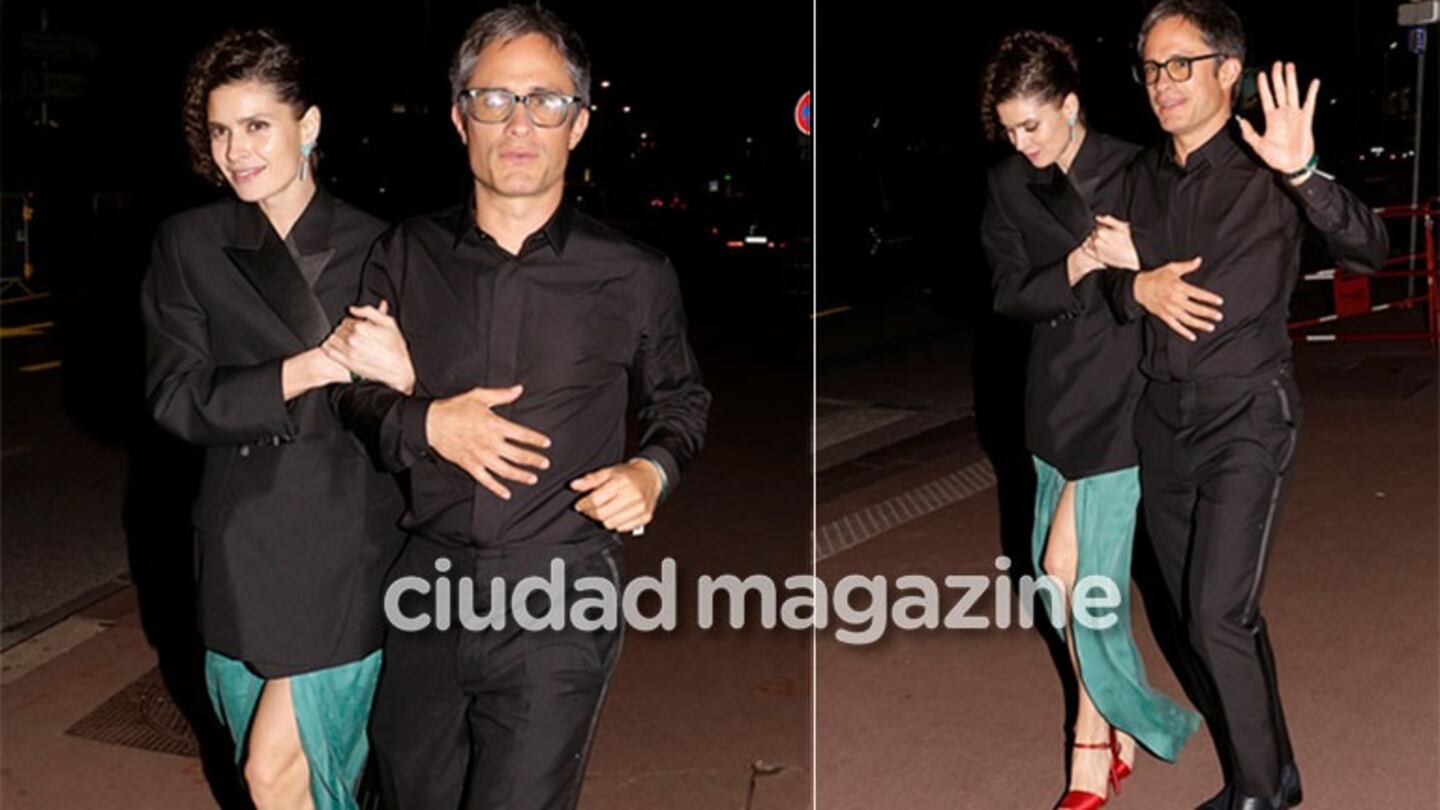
[1288,199,1438,346]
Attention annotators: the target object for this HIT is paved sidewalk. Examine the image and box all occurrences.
[3,339,1434,809]
[1,342,814,810]
[815,342,1439,808]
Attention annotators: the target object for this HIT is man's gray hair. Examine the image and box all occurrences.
[449,4,592,106]
[1137,0,1247,67]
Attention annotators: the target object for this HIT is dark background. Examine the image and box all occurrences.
[4,0,813,218]
[2,5,813,805]
[2,0,815,451]
[814,11,1436,798]
[818,0,1437,319]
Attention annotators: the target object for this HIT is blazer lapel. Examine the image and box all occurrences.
[223,201,332,346]
[289,190,341,311]
[295,249,336,290]
[1027,166,1093,245]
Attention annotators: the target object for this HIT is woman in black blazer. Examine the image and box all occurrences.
[979,31,1200,809]
[142,29,409,810]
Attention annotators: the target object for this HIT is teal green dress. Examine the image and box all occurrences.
[205,649,383,809]
[1032,455,1202,762]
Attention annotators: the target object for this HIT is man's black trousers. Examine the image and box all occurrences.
[371,539,624,810]
[1136,364,1300,802]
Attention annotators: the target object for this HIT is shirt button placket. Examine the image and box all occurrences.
[482,256,524,546]
[488,258,522,386]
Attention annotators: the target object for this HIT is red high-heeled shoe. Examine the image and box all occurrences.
[1111,729,1132,785]
[1055,736,1119,809]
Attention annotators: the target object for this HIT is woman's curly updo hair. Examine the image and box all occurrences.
[979,31,1081,142]
[182,29,310,185]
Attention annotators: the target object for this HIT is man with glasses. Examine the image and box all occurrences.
[327,5,710,808]
[1091,1,1387,808]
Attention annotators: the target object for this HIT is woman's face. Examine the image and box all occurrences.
[994,92,1078,168]
[206,79,319,204]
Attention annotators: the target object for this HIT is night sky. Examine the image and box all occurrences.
[4,1,1434,300]
[4,0,814,222]
[818,0,1425,160]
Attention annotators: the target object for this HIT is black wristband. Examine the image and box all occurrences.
[1284,153,1318,180]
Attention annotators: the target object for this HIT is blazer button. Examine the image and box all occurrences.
[239,445,251,458]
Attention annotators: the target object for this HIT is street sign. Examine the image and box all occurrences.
[1398,1,1439,26]
[795,91,811,137]
[22,70,88,99]
[1409,27,1427,54]
[21,33,97,62]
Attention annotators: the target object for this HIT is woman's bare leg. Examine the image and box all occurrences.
[1115,729,1136,771]
[244,678,315,810]
[1042,481,1116,797]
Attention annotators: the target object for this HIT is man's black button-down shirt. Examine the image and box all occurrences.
[334,200,711,554]
[1105,127,1389,381]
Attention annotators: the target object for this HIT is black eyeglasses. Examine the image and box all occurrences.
[457,88,581,128]
[1133,53,1225,85]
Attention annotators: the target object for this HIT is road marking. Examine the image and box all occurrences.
[0,292,52,305]
[19,360,61,372]
[816,458,997,561]
[1,617,111,685]
[0,320,55,338]
[811,305,853,319]
[815,403,914,452]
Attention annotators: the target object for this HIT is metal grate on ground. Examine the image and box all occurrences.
[65,666,200,758]
[816,459,997,561]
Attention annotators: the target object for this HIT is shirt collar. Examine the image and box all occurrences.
[451,195,574,257]
[1164,122,1241,172]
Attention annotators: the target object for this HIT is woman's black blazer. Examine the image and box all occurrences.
[980,131,1145,480]
[142,188,404,677]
